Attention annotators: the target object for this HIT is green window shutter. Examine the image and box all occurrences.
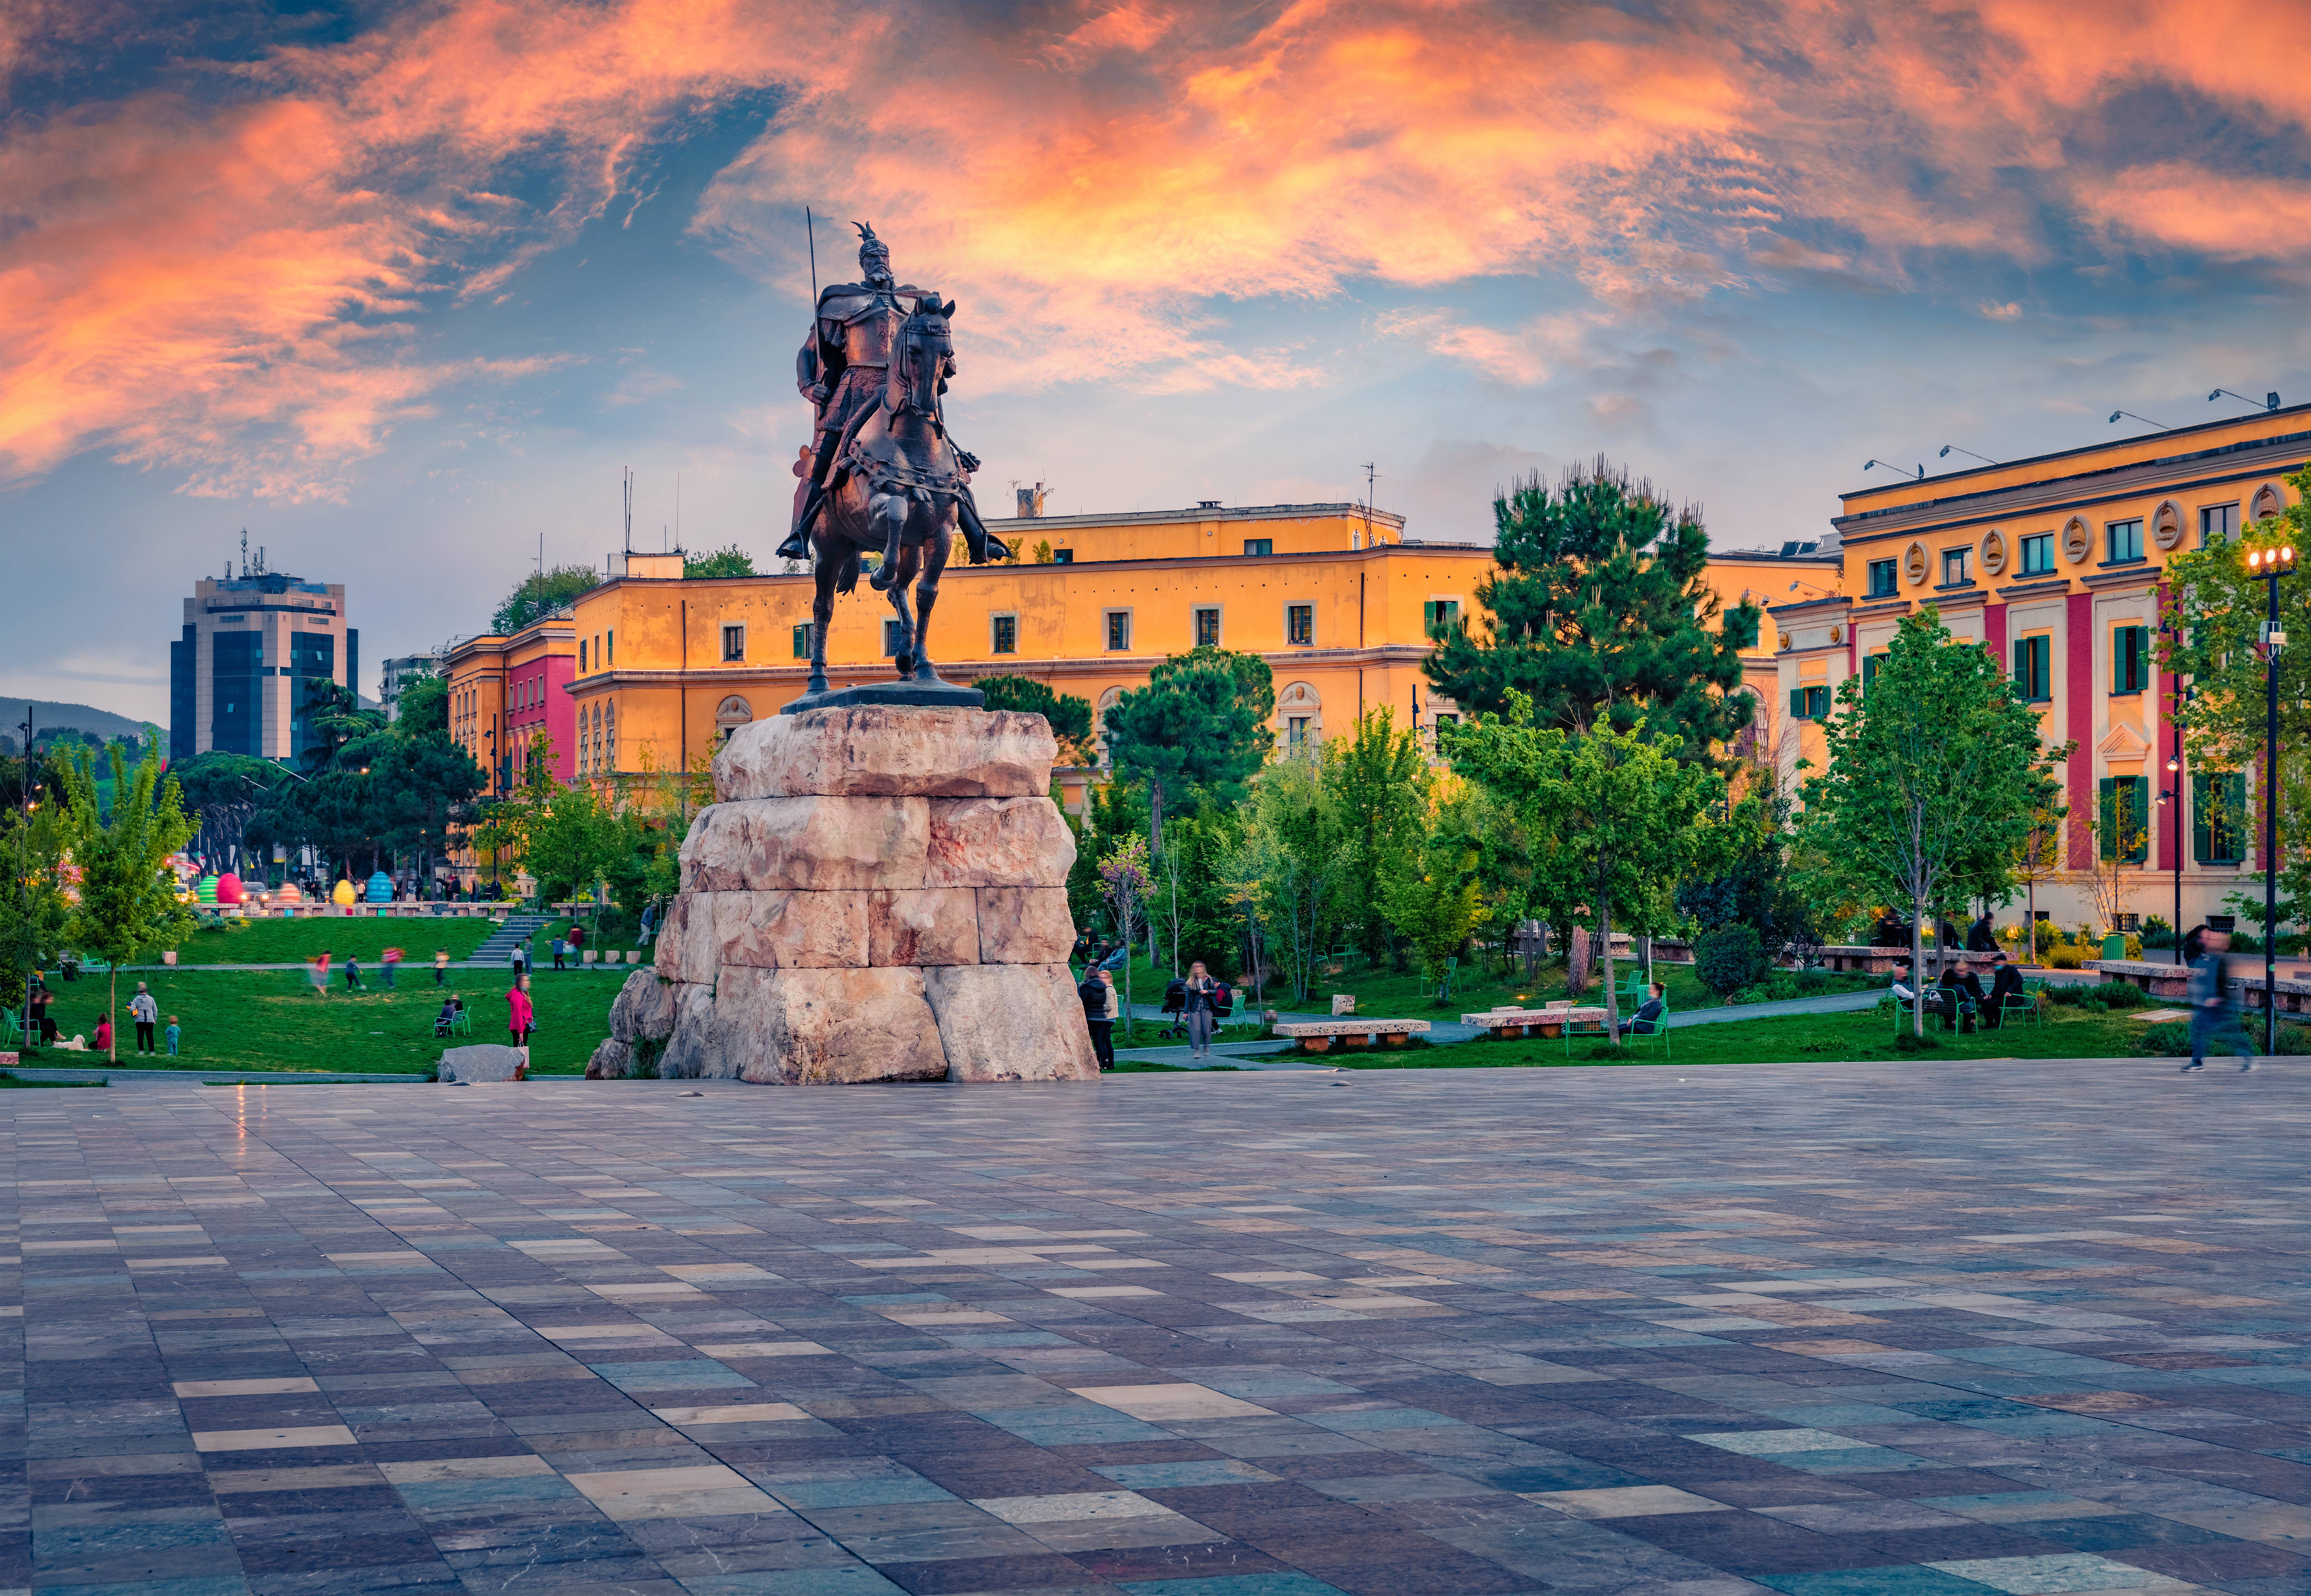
[1789,688,1804,719]
[2127,776,2149,862]
[2098,778,2117,861]
[2013,639,2028,688]
[2192,773,2212,864]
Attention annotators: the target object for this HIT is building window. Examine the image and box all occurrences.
[1862,652,1888,691]
[2013,635,2051,702]
[2201,504,2239,547]
[1053,549,1074,564]
[2194,771,2247,864]
[721,625,745,662]
[2107,518,2144,563]
[2098,776,2150,863]
[1287,604,1314,646]
[1788,685,1830,720]
[1243,539,1274,557]
[1194,607,1220,648]
[1941,547,1971,586]
[606,630,613,667]
[1106,611,1131,651]
[2112,625,2150,694]
[883,620,906,657]
[1287,716,1312,747]
[1423,599,1462,638]
[2019,533,2055,575]
[1866,558,1898,597]
[992,614,1018,654]
[792,623,812,658]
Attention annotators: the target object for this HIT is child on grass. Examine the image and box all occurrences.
[165,1016,180,1057]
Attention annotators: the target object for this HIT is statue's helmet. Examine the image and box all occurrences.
[853,221,889,272]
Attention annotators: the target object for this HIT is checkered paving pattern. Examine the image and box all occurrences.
[4,1061,2309,1595]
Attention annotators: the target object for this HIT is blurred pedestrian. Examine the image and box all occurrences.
[433,947,450,987]
[507,976,535,1053]
[309,952,332,997]
[381,947,403,988]
[344,954,364,991]
[2184,929,2254,1073]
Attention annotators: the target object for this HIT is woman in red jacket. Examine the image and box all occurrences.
[507,978,534,1052]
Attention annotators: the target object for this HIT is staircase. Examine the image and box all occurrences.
[468,914,549,967]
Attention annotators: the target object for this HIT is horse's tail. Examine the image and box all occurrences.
[833,547,863,595]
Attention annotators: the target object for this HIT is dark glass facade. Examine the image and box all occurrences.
[290,633,336,762]
[169,624,196,763]
[211,631,265,755]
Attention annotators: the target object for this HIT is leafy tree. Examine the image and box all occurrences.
[1693,923,1768,1001]
[684,545,758,579]
[58,746,195,1061]
[1234,750,1339,1004]
[172,752,292,876]
[0,800,72,1024]
[1425,458,1761,757]
[1322,709,1432,962]
[297,678,385,774]
[2160,463,2311,919]
[526,780,633,910]
[1099,834,1152,1033]
[1148,812,1242,979]
[1447,697,1721,1040]
[393,670,450,738]
[1797,609,2064,1035]
[470,731,560,893]
[978,676,1098,765]
[1379,828,1490,995]
[1675,791,1812,952]
[492,563,601,635]
[1103,647,1275,815]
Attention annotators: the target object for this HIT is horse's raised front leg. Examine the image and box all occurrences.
[808,536,837,696]
[911,518,952,682]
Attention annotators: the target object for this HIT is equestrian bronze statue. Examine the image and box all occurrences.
[776,223,1008,707]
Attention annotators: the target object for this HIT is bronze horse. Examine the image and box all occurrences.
[801,295,996,695]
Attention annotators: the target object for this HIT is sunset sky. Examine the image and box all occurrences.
[8,0,2310,722]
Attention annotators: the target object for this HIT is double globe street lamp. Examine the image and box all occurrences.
[2246,541,2297,1055]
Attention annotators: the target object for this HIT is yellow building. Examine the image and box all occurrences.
[565,503,1493,810]
[1767,403,2310,933]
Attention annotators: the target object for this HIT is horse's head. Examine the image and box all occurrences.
[890,295,954,418]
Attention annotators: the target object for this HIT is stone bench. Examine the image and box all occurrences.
[1272,1019,1431,1053]
[2089,958,2311,1011]
[1460,1006,1600,1040]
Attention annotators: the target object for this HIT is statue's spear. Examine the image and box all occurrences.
[805,206,818,299]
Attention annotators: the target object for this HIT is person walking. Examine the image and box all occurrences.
[1078,965,1115,1072]
[552,934,567,971]
[567,923,585,963]
[1183,961,1218,1061]
[507,976,535,1055]
[2184,928,2255,1073]
[381,947,403,988]
[638,901,658,950]
[344,954,364,991]
[1099,967,1121,1069]
[129,983,159,1055]
[433,947,450,987]
[309,952,332,997]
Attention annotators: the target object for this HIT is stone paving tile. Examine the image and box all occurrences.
[3,1061,2307,1594]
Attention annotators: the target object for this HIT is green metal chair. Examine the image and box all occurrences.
[1562,1005,1611,1056]
[1621,995,1672,1058]
[1,1008,20,1047]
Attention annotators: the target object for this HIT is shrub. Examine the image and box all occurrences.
[2139,1022,2190,1056]
[2043,983,2085,1006]
[1695,924,1769,1002]
[2085,982,2150,1010]
[2049,945,2083,970]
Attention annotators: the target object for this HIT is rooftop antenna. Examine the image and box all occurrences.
[1360,462,1377,546]
[675,471,681,547]
[239,528,248,578]
[622,467,633,553]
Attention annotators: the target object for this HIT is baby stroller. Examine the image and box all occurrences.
[1156,976,1189,1039]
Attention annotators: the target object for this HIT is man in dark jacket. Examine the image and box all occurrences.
[1982,953,2024,1028]
[1967,913,1998,951]
[1620,983,1667,1037]
[2184,930,2253,1072]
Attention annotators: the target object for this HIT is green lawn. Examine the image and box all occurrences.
[21,965,623,1076]
[167,915,499,965]
[1331,1002,2166,1069]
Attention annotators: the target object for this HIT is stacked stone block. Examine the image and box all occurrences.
[593,706,1096,1085]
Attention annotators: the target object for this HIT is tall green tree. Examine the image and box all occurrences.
[1322,709,1432,961]
[297,678,385,774]
[393,670,450,738]
[1797,609,2063,1035]
[1447,698,1721,1039]
[1235,750,1339,1004]
[1103,647,1276,815]
[171,752,291,876]
[1425,458,1761,757]
[2160,462,2311,919]
[59,746,195,1061]
[493,563,601,634]
[1379,818,1490,995]
[978,676,1097,765]
[0,799,72,1026]
[526,780,633,910]
[684,545,758,579]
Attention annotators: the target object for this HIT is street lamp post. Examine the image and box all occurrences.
[2159,781,2181,965]
[2246,542,2296,1054]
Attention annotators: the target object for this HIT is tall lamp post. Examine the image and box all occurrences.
[2159,781,2181,965]
[2246,542,2296,1054]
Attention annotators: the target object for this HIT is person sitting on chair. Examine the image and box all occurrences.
[435,998,459,1038]
[1621,982,1666,1038]
[1938,964,1978,1033]
[1983,952,2024,1028]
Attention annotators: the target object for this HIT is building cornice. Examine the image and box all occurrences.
[985,503,1410,534]
[564,644,1443,696]
[1994,579,2072,601]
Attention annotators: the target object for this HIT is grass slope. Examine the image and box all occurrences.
[23,966,622,1075]
[170,916,498,965]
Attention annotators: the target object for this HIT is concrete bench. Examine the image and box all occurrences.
[1272,1019,1431,1053]
[1461,1005,1597,1039]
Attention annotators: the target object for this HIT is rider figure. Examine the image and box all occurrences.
[779,223,975,582]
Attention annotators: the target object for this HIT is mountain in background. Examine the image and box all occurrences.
[2,698,164,755]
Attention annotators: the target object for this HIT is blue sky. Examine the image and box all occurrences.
[6,0,2309,721]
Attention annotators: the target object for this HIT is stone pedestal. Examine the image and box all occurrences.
[642,706,1097,1085]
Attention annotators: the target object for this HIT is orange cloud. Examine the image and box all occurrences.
[6,0,2311,497]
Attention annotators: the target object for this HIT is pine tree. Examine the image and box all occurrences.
[1425,458,1760,756]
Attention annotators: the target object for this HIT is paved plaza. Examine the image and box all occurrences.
[5,1060,2309,1596]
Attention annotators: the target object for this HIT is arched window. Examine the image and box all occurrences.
[1278,681,1322,750]
[1095,687,1123,768]
[714,695,754,744]
[602,702,616,774]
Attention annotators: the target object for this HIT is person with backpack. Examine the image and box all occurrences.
[1078,966,1117,1072]
[1183,960,1222,1061]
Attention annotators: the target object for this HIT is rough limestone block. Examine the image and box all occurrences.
[586,1038,634,1079]
[924,964,1099,1082]
[867,888,981,967]
[683,798,930,892]
[976,887,1076,963]
[716,707,1058,800]
[925,797,1075,889]
[712,966,948,1085]
[440,1044,529,1084]
[609,968,676,1042]
[715,890,869,969]
[656,983,718,1079]
[654,894,698,981]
